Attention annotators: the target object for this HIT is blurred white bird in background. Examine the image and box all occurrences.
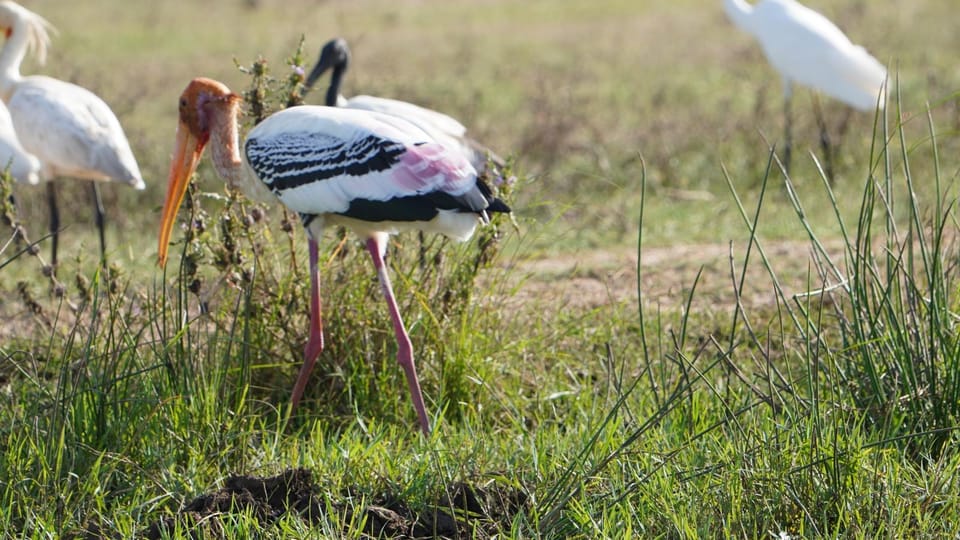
[723,0,887,177]
[0,98,38,185]
[0,1,144,269]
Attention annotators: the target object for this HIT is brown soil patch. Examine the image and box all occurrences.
[505,239,844,313]
[141,468,527,539]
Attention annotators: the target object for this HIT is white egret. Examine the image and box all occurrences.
[0,1,144,267]
[723,0,886,174]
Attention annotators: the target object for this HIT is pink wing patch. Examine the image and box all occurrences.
[390,142,476,196]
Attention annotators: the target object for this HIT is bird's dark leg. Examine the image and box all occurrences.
[290,237,325,409]
[366,236,431,436]
[782,87,793,174]
[0,191,28,252]
[812,95,835,184]
[90,182,107,265]
[46,182,60,269]
[5,191,21,246]
[833,106,854,173]
[418,230,427,272]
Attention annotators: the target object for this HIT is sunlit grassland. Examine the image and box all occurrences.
[2,0,960,537]
[7,0,959,260]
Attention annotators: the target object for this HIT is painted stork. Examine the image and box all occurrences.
[723,0,886,173]
[0,1,145,267]
[158,78,510,435]
[303,38,503,175]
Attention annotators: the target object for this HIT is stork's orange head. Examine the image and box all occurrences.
[158,78,241,268]
[176,78,240,146]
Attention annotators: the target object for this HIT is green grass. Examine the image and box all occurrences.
[2,0,960,537]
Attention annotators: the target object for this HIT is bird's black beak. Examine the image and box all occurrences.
[304,38,350,97]
[303,58,333,95]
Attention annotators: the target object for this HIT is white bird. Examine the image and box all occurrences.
[723,0,886,173]
[303,38,504,175]
[0,98,39,184]
[0,1,144,268]
[158,78,510,435]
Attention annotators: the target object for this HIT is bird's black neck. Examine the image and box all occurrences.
[326,65,346,107]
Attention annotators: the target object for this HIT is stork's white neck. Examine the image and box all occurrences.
[207,100,243,184]
[208,102,275,204]
[0,21,28,100]
[723,0,756,34]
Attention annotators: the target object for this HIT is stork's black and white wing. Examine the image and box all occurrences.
[244,106,504,227]
[342,94,503,173]
[344,95,467,137]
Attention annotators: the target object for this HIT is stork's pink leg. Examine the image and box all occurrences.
[290,238,324,409]
[366,236,431,435]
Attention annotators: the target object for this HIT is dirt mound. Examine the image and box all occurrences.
[143,468,527,539]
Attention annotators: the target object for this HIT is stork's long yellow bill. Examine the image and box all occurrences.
[158,122,206,268]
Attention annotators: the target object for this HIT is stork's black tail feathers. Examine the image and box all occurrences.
[476,177,511,214]
[485,197,511,214]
